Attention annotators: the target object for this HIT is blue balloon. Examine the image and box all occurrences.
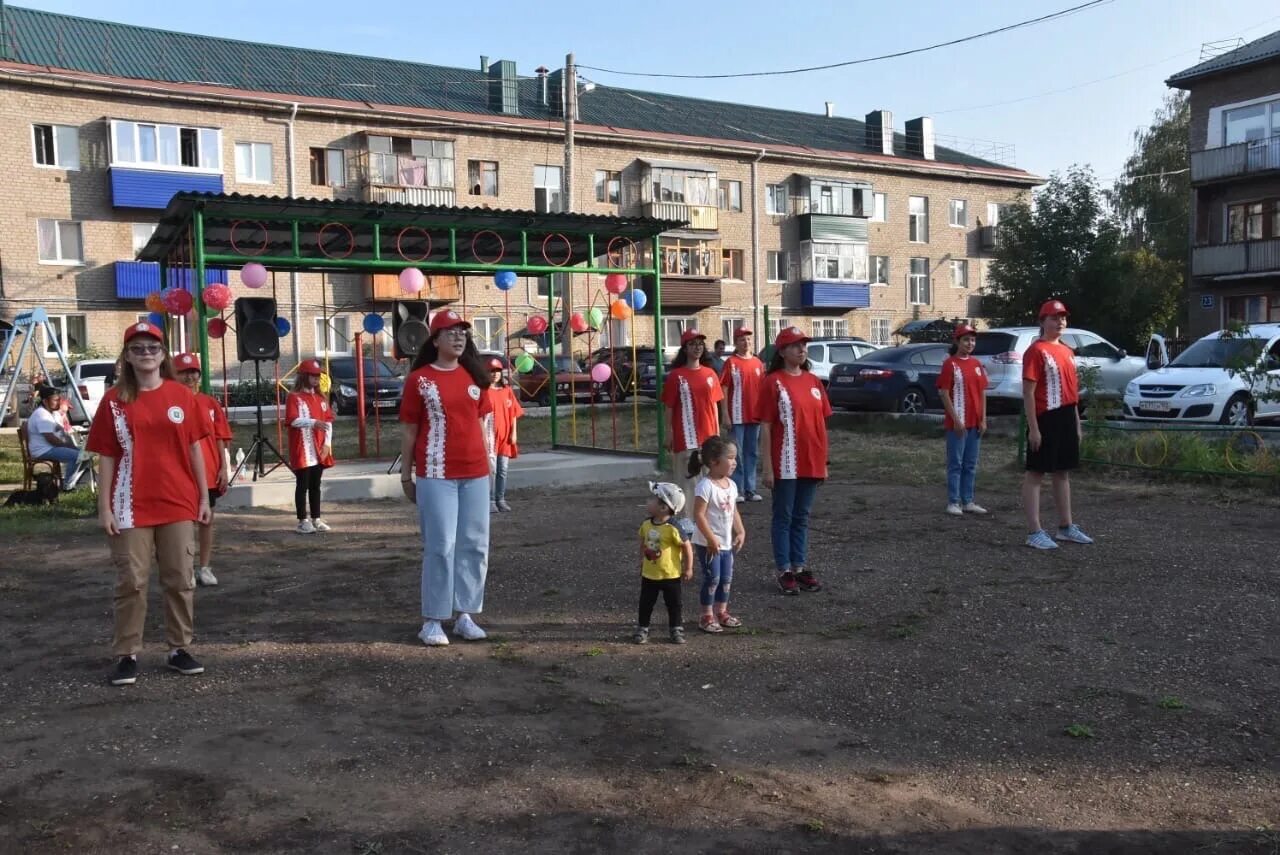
[275,316,291,336]
[362,313,385,334]
[624,288,647,310]
[494,270,518,291]
[147,312,166,326]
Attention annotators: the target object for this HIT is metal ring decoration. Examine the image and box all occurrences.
[541,233,573,268]
[470,230,505,265]
[229,220,269,256]
[395,226,433,262]
[317,222,355,259]
[1132,430,1169,467]
[1225,430,1269,473]
[605,237,637,268]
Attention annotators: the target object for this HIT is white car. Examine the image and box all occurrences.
[805,338,883,385]
[1124,325,1280,426]
[973,327,1148,408]
[62,359,117,425]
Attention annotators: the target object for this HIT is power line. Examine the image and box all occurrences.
[578,0,1115,79]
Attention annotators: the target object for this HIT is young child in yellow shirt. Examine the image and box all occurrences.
[636,481,694,645]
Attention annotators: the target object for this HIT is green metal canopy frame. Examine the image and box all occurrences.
[137,192,684,459]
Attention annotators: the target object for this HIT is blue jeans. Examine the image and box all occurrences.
[37,446,84,490]
[490,455,510,501]
[416,477,490,620]
[695,545,735,607]
[945,428,982,505]
[731,423,761,496]
[771,477,820,572]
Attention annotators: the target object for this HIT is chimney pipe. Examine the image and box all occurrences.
[865,110,893,156]
[905,116,935,160]
[824,101,835,118]
[480,55,489,72]
[536,65,549,106]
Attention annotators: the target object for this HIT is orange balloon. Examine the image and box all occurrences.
[144,291,165,313]
[610,301,631,320]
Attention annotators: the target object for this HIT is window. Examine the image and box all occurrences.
[467,160,499,197]
[766,250,788,282]
[909,257,931,305]
[1225,295,1280,324]
[718,179,742,211]
[766,183,789,216]
[812,319,849,338]
[594,170,620,204]
[33,124,79,170]
[1227,200,1280,240]
[43,314,87,356]
[806,242,868,282]
[314,316,351,356]
[1224,97,1280,145]
[472,315,503,351]
[872,256,889,285]
[235,142,272,183]
[766,315,791,342]
[987,202,1013,226]
[534,272,565,300]
[909,196,929,243]
[1069,332,1120,359]
[658,237,721,277]
[870,318,891,346]
[663,317,696,348]
[366,136,455,188]
[804,180,867,216]
[951,259,969,289]
[110,120,219,171]
[309,148,346,187]
[721,317,746,344]
[37,219,83,264]
[871,192,887,222]
[131,223,157,255]
[534,164,563,212]
[603,319,630,347]
[721,249,744,280]
[948,199,968,228]
[650,168,713,205]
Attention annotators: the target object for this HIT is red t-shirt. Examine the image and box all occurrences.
[661,364,723,453]
[936,355,989,430]
[485,385,525,459]
[286,391,335,470]
[399,364,493,480]
[757,370,832,480]
[1022,339,1079,414]
[85,380,212,530]
[194,392,234,490]
[720,354,766,425]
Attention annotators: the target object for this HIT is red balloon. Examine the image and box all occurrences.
[208,317,228,339]
[202,283,232,311]
[604,273,627,295]
[162,288,194,315]
[527,315,549,335]
[569,312,588,333]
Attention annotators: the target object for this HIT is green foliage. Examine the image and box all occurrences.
[224,379,286,408]
[1064,723,1095,739]
[1157,696,1187,710]
[1109,92,1191,271]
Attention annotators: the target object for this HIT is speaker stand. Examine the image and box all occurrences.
[387,453,402,476]
[231,359,288,483]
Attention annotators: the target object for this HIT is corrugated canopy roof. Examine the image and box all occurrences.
[1167,29,1280,86]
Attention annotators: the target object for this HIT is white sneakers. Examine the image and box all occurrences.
[454,613,487,641]
[195,566,218,586]
[312,518,332,532]
[946,503,989,516]
[418,614,487,647]
[296,518,331,534]
[418,620,449,646]
[945,503,963,516]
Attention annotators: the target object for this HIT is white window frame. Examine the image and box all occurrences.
[718,179,743,212]
[721,248,745,280]
[235,142,273,184]
[766,183,789,216]
[310,147,346,188]
[532,272,565,301]
[766,250,787,283]
[909,196,929,243]
[1212,93,1280,147]
[109,119,221,173]
[472,315,503,352]
[812,318,849,338]
[534,164,564,212]
[594,169,621,204]
[313,315,352,357]
[766,315,792,343]
[43,313,88,356]
[871,192,887,222]
[467,159,499,197]
[948,199,968,228]
[806,241,868,282]
[951,259,969,289]
[603,318,630,347]
[662,316,697,351]
[36,219,84,265]
[870,318,891,346]
[32,124,80,170]
[871,256,890,286]
[909,257,931,305]
[131,223,157,256]
[721,317,747,344]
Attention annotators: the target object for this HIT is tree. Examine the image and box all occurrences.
[1110,92,1190,270]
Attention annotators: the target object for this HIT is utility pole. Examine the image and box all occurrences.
[561,52,576,361]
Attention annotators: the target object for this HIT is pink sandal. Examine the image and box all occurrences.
[716,612,742,628]
[699,615,723,633]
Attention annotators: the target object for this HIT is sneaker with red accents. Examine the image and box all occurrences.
[777,571,799,596]
[795,570,822,592]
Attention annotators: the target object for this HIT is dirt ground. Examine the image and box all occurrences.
[1,448,1278,854]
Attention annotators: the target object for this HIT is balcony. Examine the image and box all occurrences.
[800,282,871,309]
[637,275,722,309]
[109,167,223,209]
[797,214,868,242]
[1191,136,1280,184]
[356,150,455,207]
[1192,239,1280,278]
[641,202,716,230]
[114,261,228,299]
[979,225,1000,251]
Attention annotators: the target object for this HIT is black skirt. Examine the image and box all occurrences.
[1025,405,1080,473]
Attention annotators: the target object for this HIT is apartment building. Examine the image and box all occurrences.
[1170,30,1280,338]
[0,5,1039,372]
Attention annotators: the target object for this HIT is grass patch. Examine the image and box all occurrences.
[1081,422,1280,488]
[0,432,25,484]
[584,646,605,657]
[0,488,97,538]
[1156,695,1187,710]
[817,620,866,640]
[827,421,1020,489]
[1064,723,1095,739]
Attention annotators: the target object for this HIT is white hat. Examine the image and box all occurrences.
[648,481,686,515]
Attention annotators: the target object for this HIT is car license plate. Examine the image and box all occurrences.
[374,399,398,408]
[1141,401,1170,412]
[834,376,855,384]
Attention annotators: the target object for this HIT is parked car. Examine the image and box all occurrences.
[973,327,1147,410]
[514,355,606,406]
[589,346,659,401]
[325,357,404,415]
[806,338,884,385]
[827,343,950,413]
[63,359,118,425]
[1123,325,1280,426]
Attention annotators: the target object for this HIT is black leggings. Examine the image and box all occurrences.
[638,578,683,628]
[294,466,323,520]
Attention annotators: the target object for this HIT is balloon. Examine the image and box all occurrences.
[494,270,518,291]
[569,312,588,334]
[145,291,165,313]
[275,316,291,336]
[208,317,228,339]
[610,301,631,320]
[362,313,385,334]
[202,283,232,311]
[147,312,166,327]
[587,307,604,329]
[527,315,549,335]
[399,267,425,294]
[241,262,268,289]
[514,354,536,374]
[624,288,647,310]
[590,363,612,384]
[162,288,194,315]
[604,273,627,295]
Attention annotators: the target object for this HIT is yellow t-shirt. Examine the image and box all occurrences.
[639,517,691,581]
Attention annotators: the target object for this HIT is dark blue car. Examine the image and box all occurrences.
[826,343,950,413]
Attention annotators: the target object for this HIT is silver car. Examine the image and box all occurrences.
[974,327,1148,408]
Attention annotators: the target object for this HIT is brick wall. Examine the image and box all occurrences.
[1186,62,1280,150]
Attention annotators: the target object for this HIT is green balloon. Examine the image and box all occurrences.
[515,354,536,374]
[587,307,604,329]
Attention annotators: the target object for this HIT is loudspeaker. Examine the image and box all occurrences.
[234,297,280,361]
[393,300,430,359]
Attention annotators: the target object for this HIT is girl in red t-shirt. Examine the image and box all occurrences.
[86,321,212,687]
[398,310,494,647]
[174,352,234,585]
[759,326,831,596]
[483,357,524,513]
[660,329,723,519]
[287,359,335,534]
[937,326,990,517]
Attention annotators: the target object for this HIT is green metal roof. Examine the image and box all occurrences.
[1,4,1026,174]
[1168,29,1280,87]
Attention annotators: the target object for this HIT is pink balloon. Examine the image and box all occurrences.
[527,315,549,335]
[590,363,612,384]
[202,283,232,311]
[399,267,425,294]
[241,262,268,289]
[604,273,627,295]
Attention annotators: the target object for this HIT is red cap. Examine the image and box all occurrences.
[732,327,753,339]
[298,358,324,376]
[487,357,504,371]
[680,329,706,346]
[953,324,978,340]
[774,325,809,349]
[1039,299,1069,319]
[174,352,201,371]
[430,310,470,335]
[123,321,163,344]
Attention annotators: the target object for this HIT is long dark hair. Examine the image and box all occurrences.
[412,331,492,389]
[292,371,320,392]
[687,434,736,478]
[673,340,714,370]
[767,349,811,374]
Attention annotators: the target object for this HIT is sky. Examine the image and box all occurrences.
[10,0,1280,181]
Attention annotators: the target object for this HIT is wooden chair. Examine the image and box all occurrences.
[16,421,62,491]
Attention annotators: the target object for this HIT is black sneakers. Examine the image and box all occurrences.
[166,649,205,676]
[109,656,138,686]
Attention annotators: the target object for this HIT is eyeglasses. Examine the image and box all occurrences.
[439,328,470,339]
[127,344,163,355]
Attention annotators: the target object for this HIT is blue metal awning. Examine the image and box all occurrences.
[115,261,228,299]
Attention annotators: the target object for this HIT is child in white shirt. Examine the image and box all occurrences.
[688,435,746,633]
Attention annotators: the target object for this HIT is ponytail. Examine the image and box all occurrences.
[688,434,734,478]
[686,449,704,479]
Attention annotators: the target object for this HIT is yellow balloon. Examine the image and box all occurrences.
[318,373,331,395]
